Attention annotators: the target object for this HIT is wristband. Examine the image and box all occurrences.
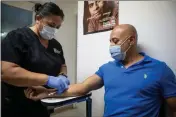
[59,72,67,78]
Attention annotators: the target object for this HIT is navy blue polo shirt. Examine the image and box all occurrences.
[95,53,176,117]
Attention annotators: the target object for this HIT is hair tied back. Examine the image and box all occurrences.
[34,3,43,13]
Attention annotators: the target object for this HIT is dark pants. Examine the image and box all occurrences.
[2,98,50,117]
[2,109,50,117]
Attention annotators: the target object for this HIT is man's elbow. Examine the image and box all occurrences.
[169,104,176,112]
[171,107,176,112]
[75,85,89,96]
[171,102,176,112]
[66,84,90,96]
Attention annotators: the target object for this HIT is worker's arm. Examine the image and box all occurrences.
[24,74,104,100]
[1,32,49,87]
[1,61,48,87]
[1,31,70,90]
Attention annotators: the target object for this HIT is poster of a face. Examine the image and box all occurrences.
[83,1,119,35]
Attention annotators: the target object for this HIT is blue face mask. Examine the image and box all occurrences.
[109,37,131,62]
[109,45,126,62]
[39,25,57,40]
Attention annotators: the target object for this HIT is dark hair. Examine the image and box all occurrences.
[34,2,64,20]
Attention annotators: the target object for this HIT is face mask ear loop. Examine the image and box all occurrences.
[119,36,131,53]
[124,43,132,53]
[119,36,131,47]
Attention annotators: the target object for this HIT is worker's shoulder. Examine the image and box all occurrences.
[4,27,32,45]
[7,27,28,37]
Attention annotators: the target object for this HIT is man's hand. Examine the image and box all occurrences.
[24,86,56,101]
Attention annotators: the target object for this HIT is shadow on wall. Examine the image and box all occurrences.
[137,44,150,53]
[137,43,156,55]
[137,44,143,52]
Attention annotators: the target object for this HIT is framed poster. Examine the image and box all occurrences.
[83,1,119,35]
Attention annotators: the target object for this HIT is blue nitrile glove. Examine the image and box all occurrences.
[46,75,70,94]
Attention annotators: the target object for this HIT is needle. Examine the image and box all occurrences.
[48,91,56,96]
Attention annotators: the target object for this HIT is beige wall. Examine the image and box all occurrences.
[54,1,77,84]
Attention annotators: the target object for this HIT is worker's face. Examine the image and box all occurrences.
[36,15,63,32]
[110,28,134,53]
[88,1,104,19]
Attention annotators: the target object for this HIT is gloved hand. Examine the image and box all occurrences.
[46,75,70,94]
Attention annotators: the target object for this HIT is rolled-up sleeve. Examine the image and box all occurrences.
[95,65,104,80]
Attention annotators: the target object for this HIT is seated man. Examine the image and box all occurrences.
[25,24,176,117]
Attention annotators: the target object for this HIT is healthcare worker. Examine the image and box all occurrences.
[25,24,176,117]
[1,2,70,117]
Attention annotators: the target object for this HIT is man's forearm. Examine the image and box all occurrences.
[62,83,89,96]
[48,83,89,98]
[46,74,103,98]
[2,66,48,87]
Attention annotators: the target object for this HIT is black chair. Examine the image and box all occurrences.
[47,106,55,115]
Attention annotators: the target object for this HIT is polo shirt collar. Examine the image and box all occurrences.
[139,52,153,63]
[114,52,153,67]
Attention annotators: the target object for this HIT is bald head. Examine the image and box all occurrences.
[112,24,137,39]
[109,24,138,55]
[110,24,138,45]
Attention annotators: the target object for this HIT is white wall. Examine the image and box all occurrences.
[77,1,176,117]
[51,1,79,117]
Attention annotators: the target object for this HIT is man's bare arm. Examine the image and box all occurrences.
[1,61,48,87]
[49,74,103,97]
[166,97,176,115]
[174,113,176,117]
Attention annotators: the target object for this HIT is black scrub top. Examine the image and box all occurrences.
[1,27,65,117]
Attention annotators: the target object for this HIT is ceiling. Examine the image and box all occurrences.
[28,0,76,4]
[28,0,55,4]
